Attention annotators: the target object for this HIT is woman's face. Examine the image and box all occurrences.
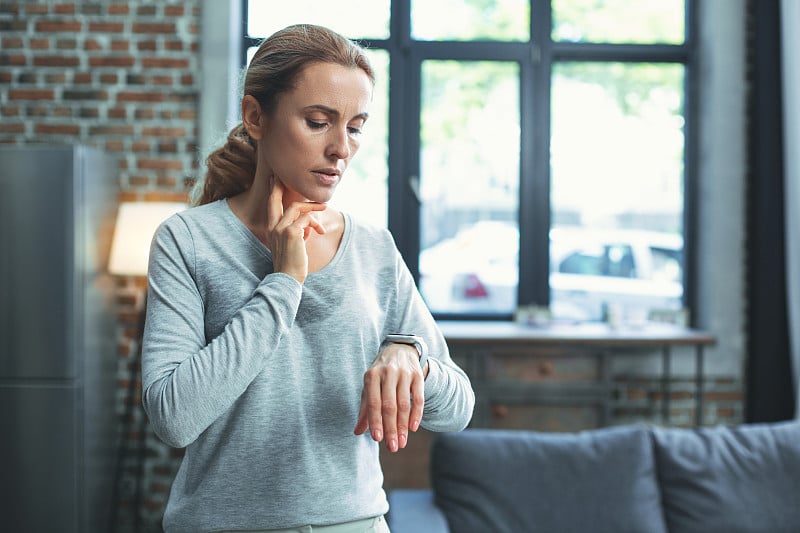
[260,62,373,204]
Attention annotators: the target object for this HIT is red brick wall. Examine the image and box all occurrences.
[0,1,199,197]
[1,1,200,529]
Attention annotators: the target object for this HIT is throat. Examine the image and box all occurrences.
[306,213,345,274]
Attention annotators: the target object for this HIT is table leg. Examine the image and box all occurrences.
[695,345,705,426]
[599,350,611,426]
[662,345,671,424]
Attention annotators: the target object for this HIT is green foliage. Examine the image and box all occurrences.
[555,62,684,115]
[552,0,685,44]
[411,0,529,41]
[421,61,519,145]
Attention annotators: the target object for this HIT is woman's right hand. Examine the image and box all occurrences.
[266,177,326,284]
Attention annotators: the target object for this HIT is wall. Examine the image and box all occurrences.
[0,1,198,530]
[0,1,199,195]
[693,0,748,417]
[696,0,748,380]
[595,0,749,427]
[782,0,800,418]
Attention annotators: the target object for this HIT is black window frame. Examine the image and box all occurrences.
[241,0,698,323]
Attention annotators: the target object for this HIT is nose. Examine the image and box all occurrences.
[326,126,352,160]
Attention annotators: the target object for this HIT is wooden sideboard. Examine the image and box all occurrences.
[440,320,715,428]
[380,320,716,490]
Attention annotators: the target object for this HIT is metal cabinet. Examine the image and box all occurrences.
[0,145,118,533]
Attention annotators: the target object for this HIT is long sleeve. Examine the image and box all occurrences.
[141,214,302,448]
[388,240,476,432]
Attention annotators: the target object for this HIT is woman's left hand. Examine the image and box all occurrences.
[354,343,428,452]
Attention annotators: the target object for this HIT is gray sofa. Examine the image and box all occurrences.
[388,420,800,533]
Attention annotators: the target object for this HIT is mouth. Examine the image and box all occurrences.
[312,167,342,185]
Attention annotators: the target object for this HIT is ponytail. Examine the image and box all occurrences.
[194,123,256,206]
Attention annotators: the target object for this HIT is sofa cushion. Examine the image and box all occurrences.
[387,489,450,533]
[431,426,667,533]
[653,420,800,533]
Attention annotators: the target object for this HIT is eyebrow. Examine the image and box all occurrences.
[304,104,369,121]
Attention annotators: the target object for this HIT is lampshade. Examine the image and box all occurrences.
[108,201,186,276]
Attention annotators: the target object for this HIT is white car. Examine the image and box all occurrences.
[419,223,683,321]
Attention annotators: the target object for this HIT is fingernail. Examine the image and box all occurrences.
[411,419,420,432]
[399,434,407,449]
[372,429,382,442]
[389,438,398,452]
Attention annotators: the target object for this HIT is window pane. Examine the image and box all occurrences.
[550,62,685,322]
[329,50,389,227]
[246,46,257,67]
[247,0,390,40]
[418,61,520,315]
[552,0,685,44]
[412,0,529,41]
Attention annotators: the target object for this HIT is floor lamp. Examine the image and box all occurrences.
[108,201,186,532]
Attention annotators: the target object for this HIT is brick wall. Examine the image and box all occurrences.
[0,1,199,197]
[613,375,745,427]
[1,1,200,530]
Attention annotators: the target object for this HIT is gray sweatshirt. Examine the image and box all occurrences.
[142,199,474,532]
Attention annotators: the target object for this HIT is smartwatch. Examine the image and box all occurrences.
[381,334,428,371]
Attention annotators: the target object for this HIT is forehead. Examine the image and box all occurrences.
[286,62,373,113]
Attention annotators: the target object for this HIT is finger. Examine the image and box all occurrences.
[354,389,369,435]
[287,211,326,239]
[381,372,400,453]
[396,372,412,449]
[410,371,425,433]
[283,201,327,221]
[279,213,326,241]
[363,369,384,444]
[275,204,326,238]
[305,213,326,238]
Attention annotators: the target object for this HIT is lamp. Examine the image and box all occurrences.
[109,201,187,276]
[108,200,185,533]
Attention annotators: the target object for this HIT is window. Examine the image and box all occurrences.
[243,0,693,323]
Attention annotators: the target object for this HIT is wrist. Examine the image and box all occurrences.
[381,334,428,372]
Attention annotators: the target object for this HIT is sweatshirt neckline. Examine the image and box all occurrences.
[219,198,351,278]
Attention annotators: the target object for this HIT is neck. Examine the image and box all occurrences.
[230,172,269,227]
[229,171,332,228]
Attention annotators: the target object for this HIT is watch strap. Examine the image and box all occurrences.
[382,334,428,370]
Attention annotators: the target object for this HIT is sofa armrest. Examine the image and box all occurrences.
[387,489,450,533]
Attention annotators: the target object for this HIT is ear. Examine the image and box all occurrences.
[241,95,265,140]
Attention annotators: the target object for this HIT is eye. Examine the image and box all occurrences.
[306,119,327,130]
[348,120,366,136]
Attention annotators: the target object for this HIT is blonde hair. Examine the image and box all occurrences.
[194,24,375,206]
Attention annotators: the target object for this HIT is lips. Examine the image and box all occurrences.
[312,167,342,185]
[313,167,341,177]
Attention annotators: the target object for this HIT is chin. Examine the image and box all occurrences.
[306,186,338,205]
[281,182,334,205]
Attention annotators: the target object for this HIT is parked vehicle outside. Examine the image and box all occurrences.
[419,222,683,321]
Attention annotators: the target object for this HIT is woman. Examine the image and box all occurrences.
[142,24,474,533]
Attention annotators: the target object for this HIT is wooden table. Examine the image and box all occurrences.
[438,321,717,427]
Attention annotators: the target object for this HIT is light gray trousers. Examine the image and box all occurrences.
[216,515,390,533]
